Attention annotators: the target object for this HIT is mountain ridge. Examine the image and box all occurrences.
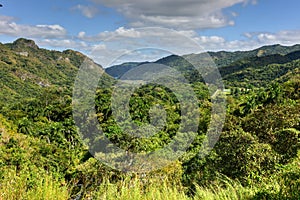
[0,38,104,103]
[105,44,300,79]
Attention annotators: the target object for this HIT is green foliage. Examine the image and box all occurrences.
[223,59,300,88]
[0,167,69,200]
[1,39,300,199]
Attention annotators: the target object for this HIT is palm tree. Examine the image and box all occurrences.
[240,95,256,116]
[17,117,34,135]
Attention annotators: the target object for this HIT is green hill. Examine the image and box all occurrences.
[105,44,300,79]
[219,50,300,87]
[206,44,300,67]
[0,38,86,101]
[0,38,299,199]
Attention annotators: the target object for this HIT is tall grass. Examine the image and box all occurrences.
[86,177,257,200]
[0,173,259,200]
[92,178,189,200]
[0,168,69,200]
[194,178,256,200]
[1,169,297,200]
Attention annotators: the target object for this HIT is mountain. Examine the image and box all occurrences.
[3,39,297,96]
[105,61,149,78]
[220,50,300,77]
[0,38,104,103]
[105,44,300,80]
[105,44,300,87]
[206,44,300,67]
[1,38,300,199]
[222,53,300,87]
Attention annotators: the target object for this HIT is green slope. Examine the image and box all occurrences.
[105,44,300,79]
[0,38,299,199]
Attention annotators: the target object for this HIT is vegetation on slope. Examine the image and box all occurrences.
[105,44,300,79]
[0,39,299,199]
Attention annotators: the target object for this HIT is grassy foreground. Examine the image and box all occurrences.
[0,170,253,200]
[1,164,299,200]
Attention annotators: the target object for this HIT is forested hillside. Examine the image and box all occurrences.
[105,44,300,79]
[0,39,299,199]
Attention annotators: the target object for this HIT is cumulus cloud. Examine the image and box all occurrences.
[78,27,141,41]
[71,4,99,18]
[0,15,67,38]
[78,27,206,67]
[185,30,300,51]
[36,39,88,50]
[78,31,86,38]
[73,27,300,67]
[78,27,300,50]
[91,0,255,29]
[77,27,233,53]
[240,30,300,47]
[255,30,300,45]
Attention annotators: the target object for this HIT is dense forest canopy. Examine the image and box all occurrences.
[0,38,299,199]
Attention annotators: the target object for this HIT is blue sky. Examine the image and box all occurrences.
[1,0,300,66]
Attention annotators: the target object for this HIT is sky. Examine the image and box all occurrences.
[1,0,300,67]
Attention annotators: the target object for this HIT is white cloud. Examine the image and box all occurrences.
[242,30,300,46]
[71,4,99,18]
[78,27,206,67]
[91,0,255,29]
[78,31,86,38]
[0,15,67,38]
[74,27,300,67]
[243,32,253,38]
[113,27,141,38]
[77,27,142,42]
[256,30,300,45]
[0,15,15,22]
[37,39,88,49]
[231,11,239,17]
[193,30,300,51]
[77,27,232,53]
[93,43,107,50]
[195,35,226,44]
[77,27,300,52]
[36,25,66,32]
